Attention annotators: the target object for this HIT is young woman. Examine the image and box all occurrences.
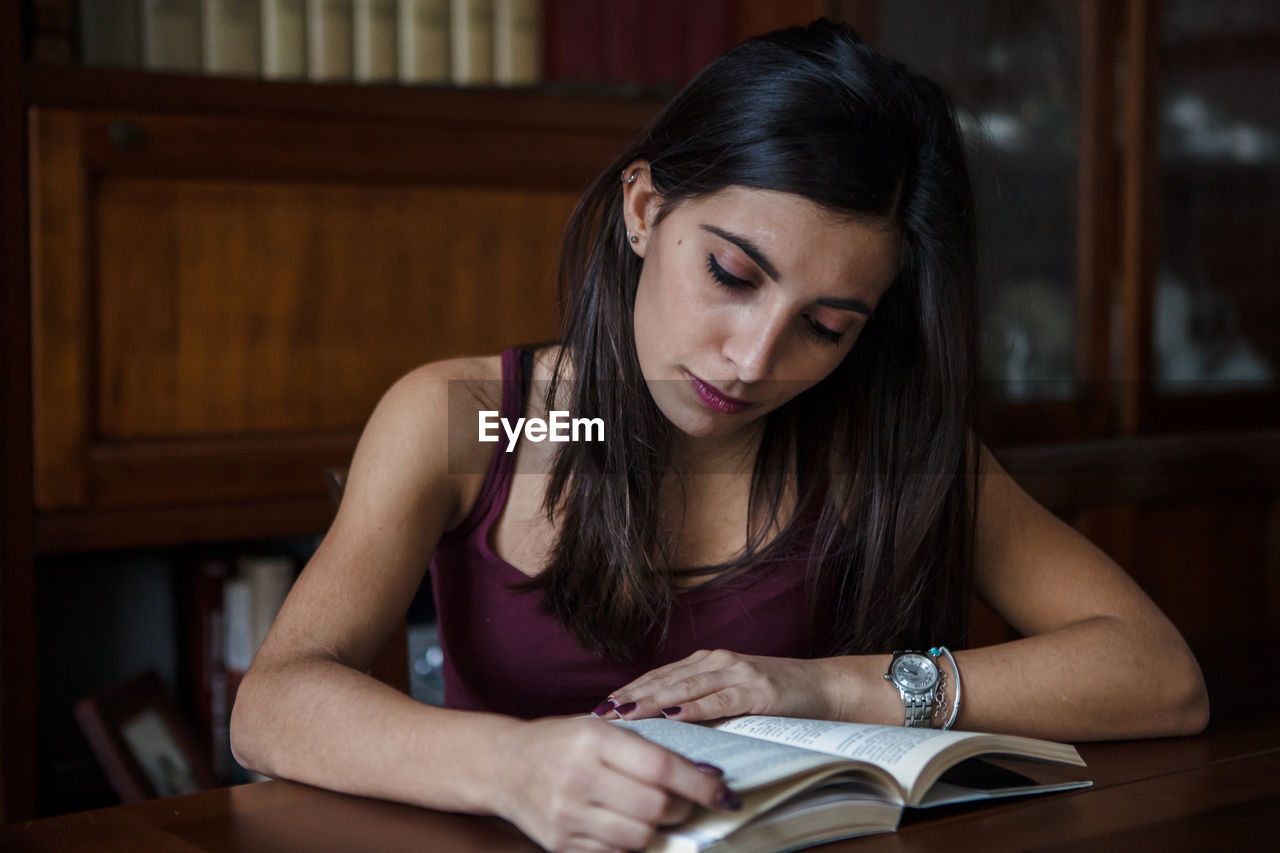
[230,19,1208,853]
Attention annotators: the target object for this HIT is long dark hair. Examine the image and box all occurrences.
[516,18,980,663]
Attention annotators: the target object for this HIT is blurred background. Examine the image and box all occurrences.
[1,0,1276,822]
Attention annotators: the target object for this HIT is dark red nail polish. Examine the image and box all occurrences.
[661,706,682,716]
[614,701,637,715]
[592,699,616,716]
[714,787,741,810]
[695,762,724,776]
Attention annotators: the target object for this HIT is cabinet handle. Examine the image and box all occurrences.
[107,119,143,150]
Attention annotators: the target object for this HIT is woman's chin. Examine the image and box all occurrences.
[664,404,763,444]
[651,402,721,440]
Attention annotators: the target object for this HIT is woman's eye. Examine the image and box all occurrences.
[707,252,845,346]
[806,317,844,346]
[706,254,753,290]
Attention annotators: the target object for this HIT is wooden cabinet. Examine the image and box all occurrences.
[26,79,661,551]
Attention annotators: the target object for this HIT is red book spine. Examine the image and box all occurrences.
[208,621,230,783]
[684,0,736,85]
[176,556,230,782]
[639,0,685,90]
[602,0,643,88]
[544,0,605,84]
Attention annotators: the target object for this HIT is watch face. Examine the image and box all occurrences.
[891,654,938,692]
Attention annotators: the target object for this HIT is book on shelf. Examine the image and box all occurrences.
[67,0,738,93]
[307,0,355,81]
[449,0,493,85]
[354,0,398,83]
[173,554,231,782]
[492,0,540,86]
[544,0,734,92]
[543,0,602,85]
[613,715,1091,853]
[242,555,295,656]
[638,0,685,90]
[397,0,450,84]
[142,0,202,72]
[600,0,642,90]
[202,0,262,76]
[683,0,735,85]
[77,0,142,68]
[263,0,306,79]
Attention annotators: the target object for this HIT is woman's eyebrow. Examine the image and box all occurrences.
[700,224,779,280]
[816,296,875,317]
[701,223,875,317]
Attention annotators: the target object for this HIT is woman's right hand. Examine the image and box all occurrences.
[490,715,736,853]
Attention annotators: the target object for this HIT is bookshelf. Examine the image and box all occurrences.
[4,0,1277,824]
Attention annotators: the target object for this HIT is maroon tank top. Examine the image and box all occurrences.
[426,346,824,719]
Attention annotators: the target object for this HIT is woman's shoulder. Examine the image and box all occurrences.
[370,353,494,414]
[404,352,504,387]
[357,354,504,468]
[375,352,505,446]
[350,353,509,532]
[365,344,564,471]
[396,344,560,394]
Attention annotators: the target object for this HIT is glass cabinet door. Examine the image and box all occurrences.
[1155,0,1277,396]
[876,0,1082,402]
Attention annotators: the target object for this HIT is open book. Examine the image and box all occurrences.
[612,716,1091,853]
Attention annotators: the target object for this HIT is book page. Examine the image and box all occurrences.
[916,758,1092,807]
[612,718,847,790]
[711,716,978,794]
[652,778,900,853]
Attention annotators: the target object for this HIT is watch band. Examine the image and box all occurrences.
[901,690,934,727]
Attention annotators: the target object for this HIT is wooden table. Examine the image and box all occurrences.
[4,711,1279,852]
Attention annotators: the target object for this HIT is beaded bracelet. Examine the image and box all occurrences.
[929,646,962,730]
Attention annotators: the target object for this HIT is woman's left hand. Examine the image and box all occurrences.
[595,650,835,723]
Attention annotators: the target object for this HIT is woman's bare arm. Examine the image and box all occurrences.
[605,445,1209,742]
[229,359,731,851]
[229,360,520,811]
[814,445,1210,740]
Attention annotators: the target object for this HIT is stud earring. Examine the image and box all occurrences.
[628,232,639,244]
[621,170,638,184]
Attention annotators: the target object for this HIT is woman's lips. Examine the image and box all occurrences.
[686,372,750,414]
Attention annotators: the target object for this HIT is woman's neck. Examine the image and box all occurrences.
[669,421,765,478]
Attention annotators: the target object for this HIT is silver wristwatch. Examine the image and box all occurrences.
[884,650,940,728]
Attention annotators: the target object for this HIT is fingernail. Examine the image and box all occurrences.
[614,701,637,715]
[714,787,741,811]
[694,762,724,777]
[591,699,616,716]
[661,706,682,717]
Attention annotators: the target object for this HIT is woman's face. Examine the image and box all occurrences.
[624,174,899,443]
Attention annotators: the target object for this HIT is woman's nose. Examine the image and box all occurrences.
[723,307,789,384]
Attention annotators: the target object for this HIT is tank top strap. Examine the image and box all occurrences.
[520,346,535,403]
[444,345,533,540]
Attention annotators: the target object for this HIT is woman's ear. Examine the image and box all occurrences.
[619,160,659,257]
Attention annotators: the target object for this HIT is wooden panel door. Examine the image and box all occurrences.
[29,107,628,544]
